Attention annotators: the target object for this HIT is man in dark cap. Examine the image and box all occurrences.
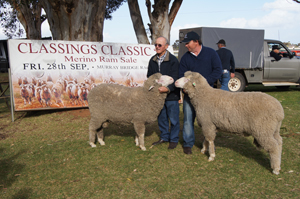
[216,39,235,91]
[270,45,283,61]
[179,31,222,154]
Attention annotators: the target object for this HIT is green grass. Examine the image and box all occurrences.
[1,75,300,198]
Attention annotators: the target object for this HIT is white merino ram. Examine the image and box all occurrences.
[175,71,284,175]
[88,73,174,151]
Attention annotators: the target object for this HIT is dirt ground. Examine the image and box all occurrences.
[59,108,91,118]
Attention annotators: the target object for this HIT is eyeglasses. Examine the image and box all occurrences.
[154,44,163,47]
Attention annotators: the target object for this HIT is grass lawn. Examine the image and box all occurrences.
[1,72,300,198]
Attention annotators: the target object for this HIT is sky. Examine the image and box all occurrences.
[1,0,300,45]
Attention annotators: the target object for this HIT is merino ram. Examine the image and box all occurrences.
[88,73,174,151]
[175,71,284,175]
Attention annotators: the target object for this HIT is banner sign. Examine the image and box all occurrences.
[8,39,156,111]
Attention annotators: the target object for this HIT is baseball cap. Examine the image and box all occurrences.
[217,39,226,45]
[181,31,200,43]
[272,45,280,50]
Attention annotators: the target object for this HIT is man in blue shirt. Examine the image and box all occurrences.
[270,45,283,61]
[216,39,235,91]
[179,31,222,154]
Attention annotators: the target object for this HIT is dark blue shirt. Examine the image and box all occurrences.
[216,47,235,73]
[179,45,222,87]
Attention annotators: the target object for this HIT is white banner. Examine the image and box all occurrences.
[8,39,156,111]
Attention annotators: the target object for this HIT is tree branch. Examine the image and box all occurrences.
[169,0,182,26]
[145,0,152,22]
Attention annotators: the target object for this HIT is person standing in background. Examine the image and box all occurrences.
[216,39,235,91]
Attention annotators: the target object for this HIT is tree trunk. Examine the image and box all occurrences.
[11,0,43,39]
[40,0,107,41]
[127,0,150,44]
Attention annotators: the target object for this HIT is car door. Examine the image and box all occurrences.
[264,42,300,82]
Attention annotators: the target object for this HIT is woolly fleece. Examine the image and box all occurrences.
[175,71,284,175]
[88,73,173,151]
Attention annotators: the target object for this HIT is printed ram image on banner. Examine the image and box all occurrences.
[8,39,156,111]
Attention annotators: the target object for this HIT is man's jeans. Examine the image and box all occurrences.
[219,71,230,91]
[182,95,196,148]
[158,100,180,143]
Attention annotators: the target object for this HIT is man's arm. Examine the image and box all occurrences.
[270,51,282,61]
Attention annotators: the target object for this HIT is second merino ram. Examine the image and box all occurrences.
[88,73,174,151]
[175,71,284,175]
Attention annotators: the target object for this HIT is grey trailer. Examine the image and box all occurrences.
[178,27,264,69]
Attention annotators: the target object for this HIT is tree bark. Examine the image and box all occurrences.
[127,0,150,44]
[10,0,43,39]
[40,0,107,41]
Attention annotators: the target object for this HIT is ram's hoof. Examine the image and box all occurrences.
[98,140,105,145]
[208,157,215,162]
[273,169,280,175]
[140,146,146,151]
[90,142,97,148]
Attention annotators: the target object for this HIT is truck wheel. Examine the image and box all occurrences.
[228,72,246,92]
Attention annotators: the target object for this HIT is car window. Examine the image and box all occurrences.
[268,42,291,57]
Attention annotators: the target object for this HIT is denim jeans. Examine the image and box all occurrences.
[158,100,180,143]
[219,71,230,91]
[182,95,196,148]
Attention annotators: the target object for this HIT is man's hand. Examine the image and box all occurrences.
[158,86,169,93]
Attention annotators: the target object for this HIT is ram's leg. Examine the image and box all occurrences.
[135,135,139,146]
[96,122,108,146]
[274,122,283,170]
[133,122,146,151]
[202,125,217,162]
[255,135,281,175]
[89,118,102,147]
[208,140,216,162]
[96,128,105,146]
[201,139,209,154]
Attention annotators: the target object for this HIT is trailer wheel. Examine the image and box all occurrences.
[228,72,246,92]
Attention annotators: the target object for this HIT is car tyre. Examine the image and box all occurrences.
[228,72,246,92]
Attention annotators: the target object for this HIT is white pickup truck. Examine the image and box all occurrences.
[178,27,300,92]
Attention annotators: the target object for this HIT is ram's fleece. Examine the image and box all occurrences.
[88,73,174,151]
[175,71,284,175]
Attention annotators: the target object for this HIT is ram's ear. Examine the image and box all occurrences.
[149,85,154,91]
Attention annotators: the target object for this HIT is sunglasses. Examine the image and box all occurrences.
[154,44,163,47]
